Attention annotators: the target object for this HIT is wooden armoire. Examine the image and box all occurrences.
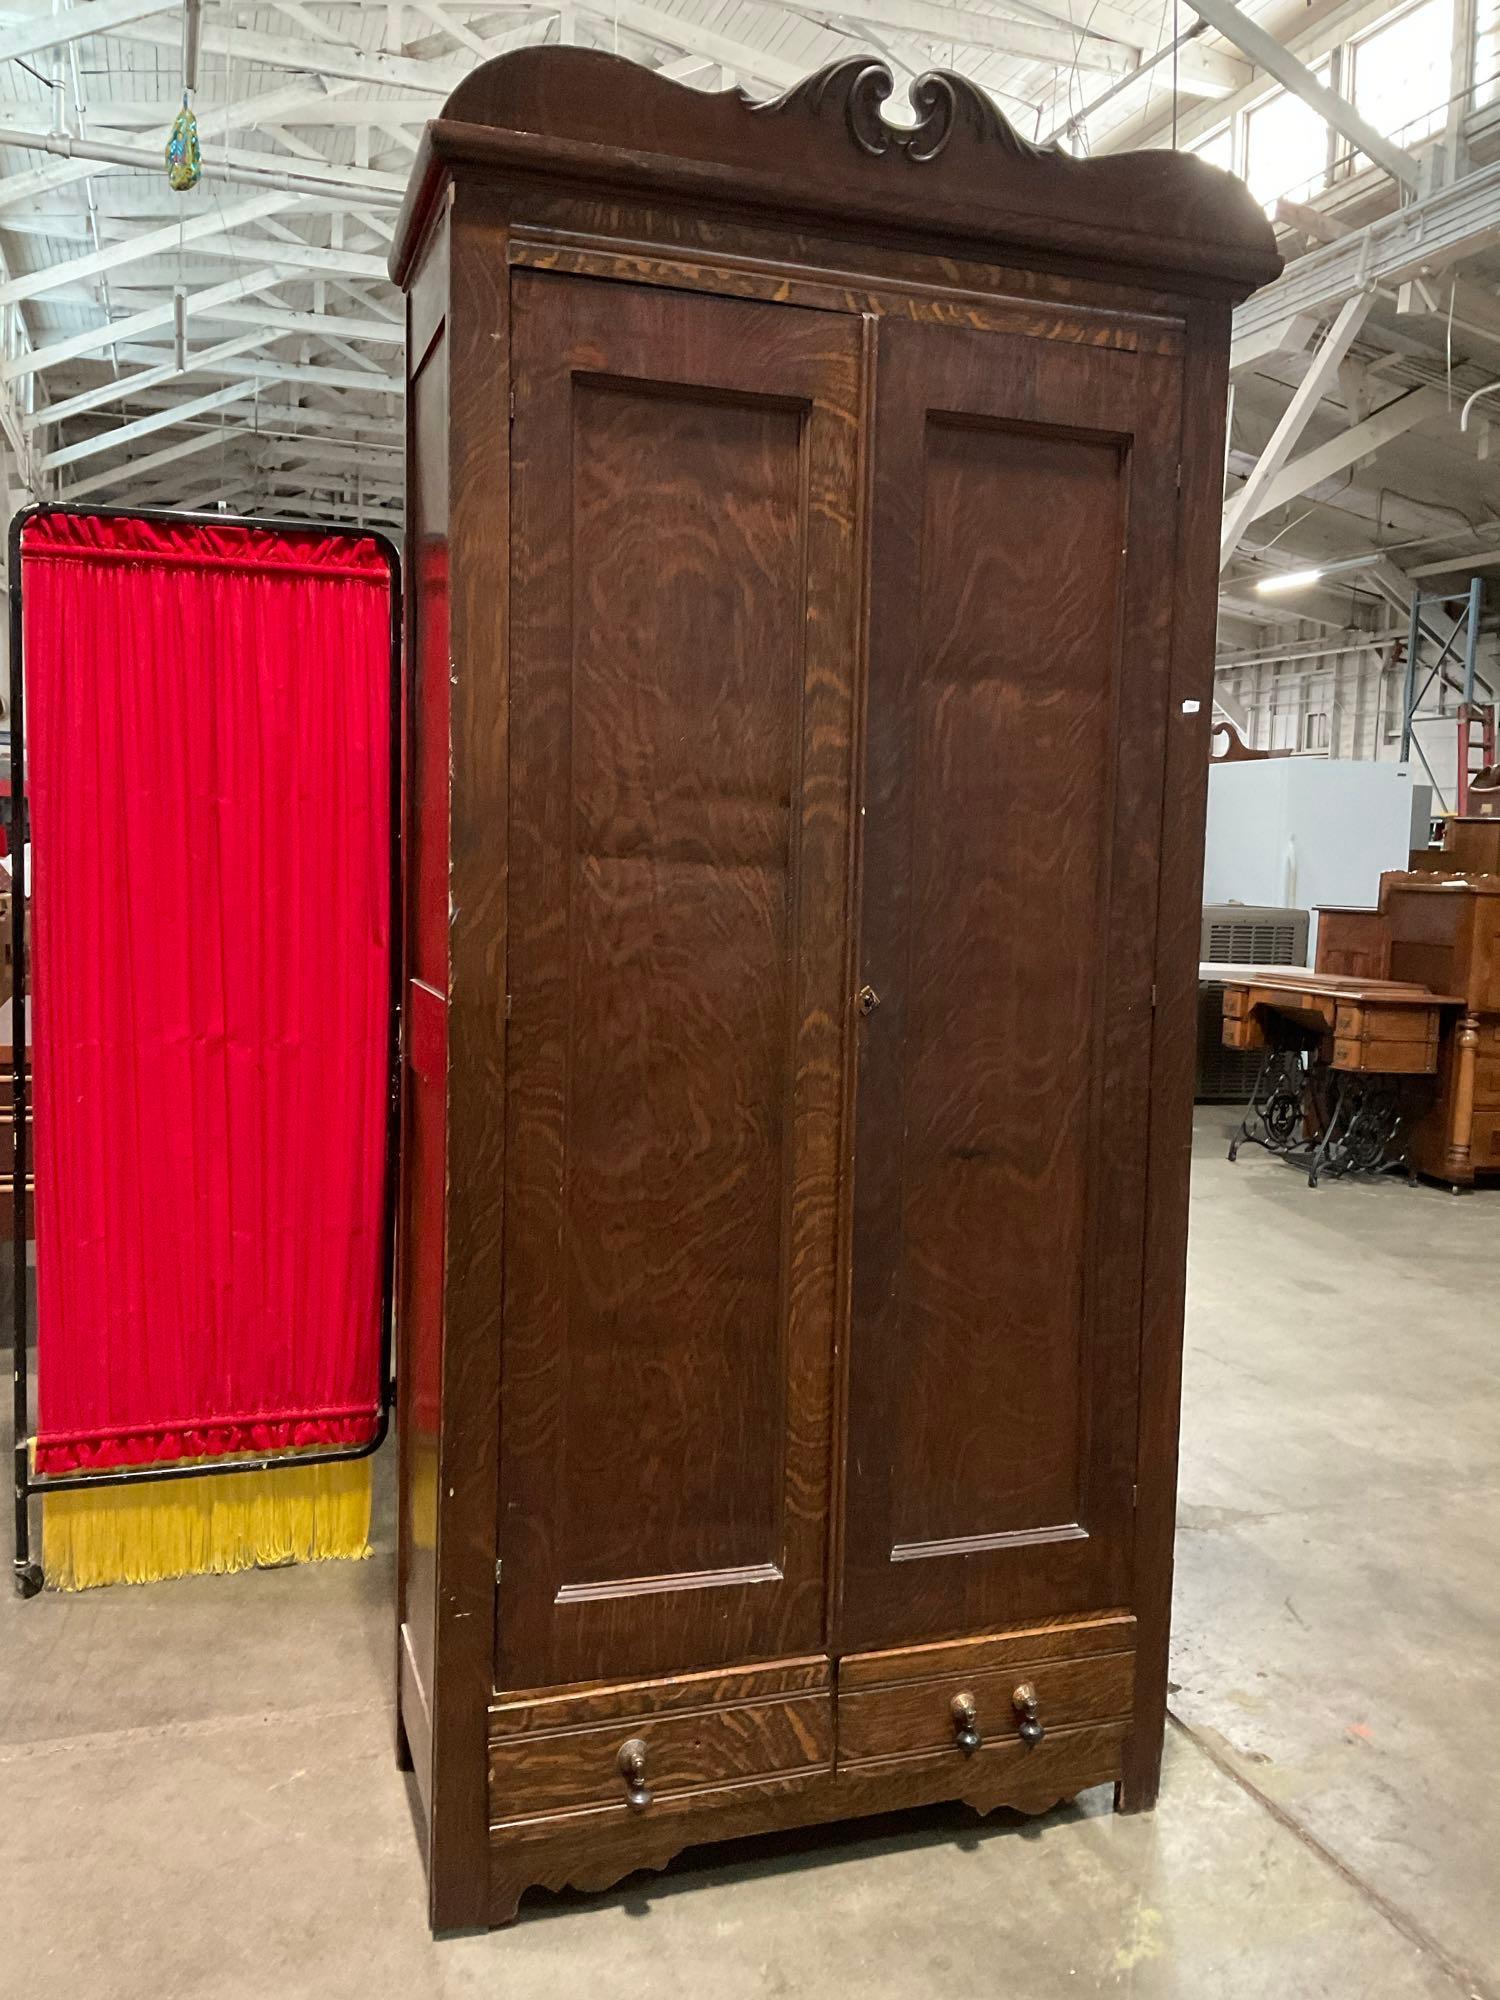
[390,46,1279,1930]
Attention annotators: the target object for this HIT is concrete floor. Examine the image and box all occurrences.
[3,1107,1497,2000]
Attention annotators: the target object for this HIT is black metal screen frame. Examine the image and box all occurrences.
[10,502,402,1596]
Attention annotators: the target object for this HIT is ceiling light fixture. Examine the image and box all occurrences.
[1253,553,1382,596]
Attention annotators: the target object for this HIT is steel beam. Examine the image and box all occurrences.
[0,192,298,309]
[0,0,172,63]
[208,302,404,347]
[25,331,278,428]
[184,235,390,284]
[573,3,806,88]
[1221,290,1375,565]
[0,268,290,382]
[1407,545,1500,577]
[112,15,472,94]
[1232,156,1500,374]
[62,425,232,498]
[41,379,265,471]
[33,346,404,424]
[1247,386,1448,524]
[773,0,1135,78]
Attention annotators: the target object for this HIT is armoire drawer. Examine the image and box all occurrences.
[488,1693,833,1823]
[837,1651,1135,1767]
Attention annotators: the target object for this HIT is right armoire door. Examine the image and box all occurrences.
[839,316,1185,1655]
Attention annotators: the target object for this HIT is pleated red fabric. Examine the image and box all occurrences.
[22,511,393,1473]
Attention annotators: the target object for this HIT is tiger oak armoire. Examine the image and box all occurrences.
[390,45,1279,1931]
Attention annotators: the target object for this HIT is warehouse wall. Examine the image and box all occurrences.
[1215,628,1500,806]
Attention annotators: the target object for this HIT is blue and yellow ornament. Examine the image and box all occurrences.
[166,93,201,192]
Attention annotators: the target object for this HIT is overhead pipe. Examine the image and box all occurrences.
[0,126,402,209]
[182,0,202,96]
[1459,378,1500,432]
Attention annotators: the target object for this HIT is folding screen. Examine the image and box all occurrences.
[11,508,398,1590]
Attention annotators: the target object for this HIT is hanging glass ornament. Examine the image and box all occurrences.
[166,94,201,192]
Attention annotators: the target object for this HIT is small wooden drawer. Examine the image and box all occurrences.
[488,1693,832,1823]
[836,1650,1134,1767]
[1469,1112,1500,1170]
[1332,1035,1437,1076]
[1330,1001,1442,1076]
[1473,1057,1500,1110]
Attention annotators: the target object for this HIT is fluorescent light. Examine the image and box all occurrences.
[1252,552,1383,596]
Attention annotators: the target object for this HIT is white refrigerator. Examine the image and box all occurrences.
[1201,759,1426,963]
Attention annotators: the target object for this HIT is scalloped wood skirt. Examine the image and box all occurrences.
[483,1615,1137,1925]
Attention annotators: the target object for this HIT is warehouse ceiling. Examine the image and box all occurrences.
[1,0,1499,666]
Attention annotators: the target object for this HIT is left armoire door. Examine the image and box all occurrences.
[497,271,862,1692]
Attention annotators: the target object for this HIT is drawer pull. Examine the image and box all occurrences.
[1012,1681,1044,1748]
[950,1691,981,1755]
[617,1737,653,1811]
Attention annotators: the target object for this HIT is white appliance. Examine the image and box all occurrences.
[1202,760,1419,963]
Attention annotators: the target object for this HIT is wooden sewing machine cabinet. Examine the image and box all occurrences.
[1218,967,1458,1184]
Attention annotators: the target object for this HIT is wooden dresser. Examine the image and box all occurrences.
[1383,874,1500,1183]
[389,46,1279,1930]
[1317,839,1500,1185]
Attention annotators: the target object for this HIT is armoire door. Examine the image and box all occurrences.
[498,271,861,1691]
[839,316,1184,1654]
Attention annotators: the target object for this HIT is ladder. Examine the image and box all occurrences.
[1399,577,1487,812]
[1457,702,1497,817]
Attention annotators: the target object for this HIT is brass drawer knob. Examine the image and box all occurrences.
[950,1691,981,1755]
[617,1736,653,1811]
[1013,1681,1044,1748]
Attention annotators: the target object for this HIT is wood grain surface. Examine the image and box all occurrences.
[490,1692,833,1820]
[392,44,1271,1929]
[836,1651,1134,1764]
[391,48,1280,299]
[485,1720,1129,1923]
[498,270,860,1690]
[839,315,1182,1653]
[838,1610,1136,1690]
[491,1656,832,1736]
[421,192,513,1930]
[394,204,450,1836]
[1120,303,1231,1814]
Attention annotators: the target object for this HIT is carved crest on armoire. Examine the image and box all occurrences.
[389,45,1280,1931]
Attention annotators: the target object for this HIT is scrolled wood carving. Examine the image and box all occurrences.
[751,57,1060,165]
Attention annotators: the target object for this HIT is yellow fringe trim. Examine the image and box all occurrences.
[42,1458,373,1591]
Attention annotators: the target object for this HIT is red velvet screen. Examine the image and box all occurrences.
[21,511,394,1474]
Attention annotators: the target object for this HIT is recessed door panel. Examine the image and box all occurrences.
[501,272,860,1689]
[840,317,1182,1651]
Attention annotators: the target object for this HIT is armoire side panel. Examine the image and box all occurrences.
[396,227,451,1804]
[1123,303,1233,1812]
[499,272,860,1691]
[840,317,1183,1653]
